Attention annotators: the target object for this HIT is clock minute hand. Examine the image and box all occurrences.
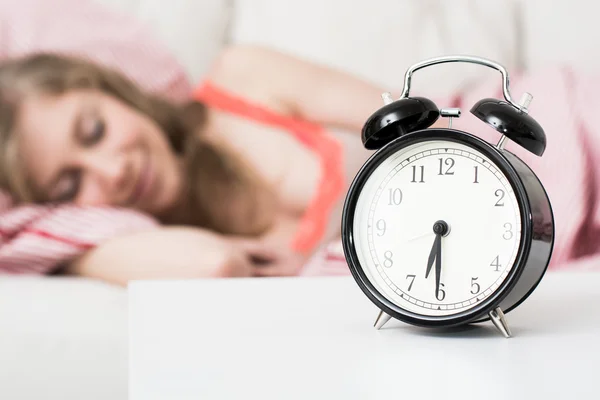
[435,231,442,298]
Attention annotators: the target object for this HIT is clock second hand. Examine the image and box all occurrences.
[407,231,435,243]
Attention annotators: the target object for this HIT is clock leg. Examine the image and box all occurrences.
[374,310,392,330]
[489,307,512,338]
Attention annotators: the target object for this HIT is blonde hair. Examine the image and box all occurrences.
[0,53,191,199]
[0,53,276,235]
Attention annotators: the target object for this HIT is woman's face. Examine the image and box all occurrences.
[16,89,184,217]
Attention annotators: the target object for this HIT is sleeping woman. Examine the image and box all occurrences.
[0,45,407,284]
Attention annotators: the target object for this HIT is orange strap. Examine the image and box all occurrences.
[193,82,345,254]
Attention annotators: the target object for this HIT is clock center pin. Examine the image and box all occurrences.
[433,220,450,236]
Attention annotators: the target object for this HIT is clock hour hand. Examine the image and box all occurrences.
[425,234,440,279]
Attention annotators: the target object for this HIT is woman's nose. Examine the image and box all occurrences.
[86,155,131,194]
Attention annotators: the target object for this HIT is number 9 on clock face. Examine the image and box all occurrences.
[346,135,523,320]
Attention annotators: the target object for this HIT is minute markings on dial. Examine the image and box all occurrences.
[364,146,520,311]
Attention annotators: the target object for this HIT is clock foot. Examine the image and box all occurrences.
[489,307,512,338]
[374,310,392,330]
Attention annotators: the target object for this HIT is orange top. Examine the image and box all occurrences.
[193,81,346,254]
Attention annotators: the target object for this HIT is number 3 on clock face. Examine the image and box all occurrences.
[351,138,522,318]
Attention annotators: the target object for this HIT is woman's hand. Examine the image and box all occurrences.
[65,227,259,285]
[65,226,310,286]
[229,236,308,277]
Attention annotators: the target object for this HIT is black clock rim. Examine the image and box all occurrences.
[341,128,533,328]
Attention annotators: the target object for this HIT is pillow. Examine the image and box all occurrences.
[0,0,193,101]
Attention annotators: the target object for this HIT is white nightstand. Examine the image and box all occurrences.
[129,272,600,400]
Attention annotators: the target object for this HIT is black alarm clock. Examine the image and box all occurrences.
[341,55,555,338]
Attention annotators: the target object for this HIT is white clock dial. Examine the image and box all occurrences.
[352,139,522,317]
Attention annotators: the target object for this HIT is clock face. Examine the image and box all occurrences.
[350,137,523,317]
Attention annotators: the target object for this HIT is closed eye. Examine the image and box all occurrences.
[41,104,104,203]
[80,115,105,146]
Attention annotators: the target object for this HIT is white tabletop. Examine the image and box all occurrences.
[129,271,600,400]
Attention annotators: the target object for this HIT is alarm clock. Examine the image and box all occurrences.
[341,55,555,338]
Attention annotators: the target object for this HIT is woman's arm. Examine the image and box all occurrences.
[210,44,390,132]
[212,44,447,133]
[64,227,256,286]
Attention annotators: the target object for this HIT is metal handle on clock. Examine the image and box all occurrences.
[398,55,529,113]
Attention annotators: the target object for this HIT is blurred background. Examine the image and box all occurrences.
[96,0,600,95]
[0,1,598,399]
